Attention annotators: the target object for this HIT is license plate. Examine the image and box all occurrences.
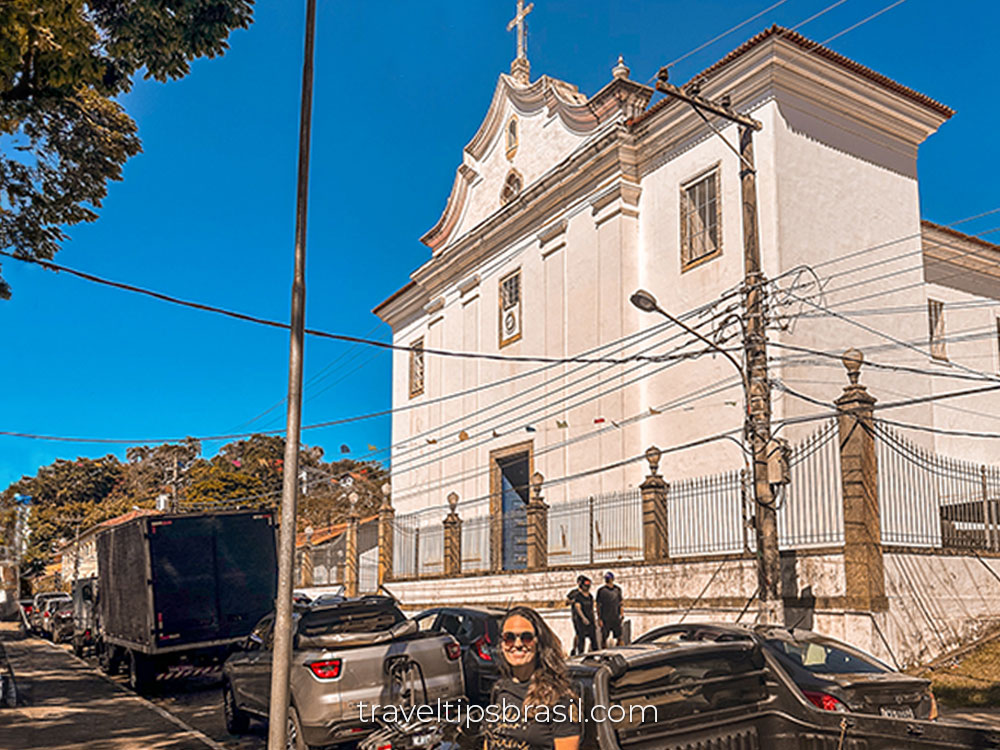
[880,705,914,719]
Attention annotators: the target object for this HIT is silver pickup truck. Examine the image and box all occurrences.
[222,595,465,749]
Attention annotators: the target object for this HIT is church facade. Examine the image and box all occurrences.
[373,26,1000,580]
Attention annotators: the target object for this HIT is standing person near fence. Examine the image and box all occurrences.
[566,575,597,655]
[596,571,624,648]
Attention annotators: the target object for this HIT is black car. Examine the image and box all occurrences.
[634,622,936,720]
[413,606,505,704]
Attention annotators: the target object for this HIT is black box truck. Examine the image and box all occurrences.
[95,509,277,692]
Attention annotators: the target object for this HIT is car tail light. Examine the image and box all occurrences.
[803,691,848,712]
[376,743,392,750]
[473,634,492,662]
[307,659,342,680]
[445,642,461,660]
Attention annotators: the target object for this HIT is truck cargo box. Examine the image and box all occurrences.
[97,510,277,653]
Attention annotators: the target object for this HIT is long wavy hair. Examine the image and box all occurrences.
[497,606,576,707]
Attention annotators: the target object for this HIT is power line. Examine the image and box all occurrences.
[818,0,907,45]
[381,307,739,468]
[659,0,789,73]
[0,249,715,368]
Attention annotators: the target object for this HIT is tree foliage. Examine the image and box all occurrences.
[1,434,388,576]
[0,0,254,298]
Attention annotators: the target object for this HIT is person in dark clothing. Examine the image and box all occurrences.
[596,571,624,648]
[566,575,597,655]
[485,606,581,750]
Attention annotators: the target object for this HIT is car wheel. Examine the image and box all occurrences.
[127,650,155,693]
[223,680,250,734]
[287,705,314,750]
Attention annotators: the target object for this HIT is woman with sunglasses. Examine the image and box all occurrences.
[485,606,581,750]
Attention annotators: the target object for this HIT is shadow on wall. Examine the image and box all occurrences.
[781,551,816,631]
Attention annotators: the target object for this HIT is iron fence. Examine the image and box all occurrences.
[547,489,644,567]
[461,514,491,573]
[875,421,1000,550]
[780,419,844,548]
[669,470,748,556]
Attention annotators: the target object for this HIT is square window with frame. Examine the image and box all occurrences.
[409,338,425,397]
[928,299,946,361]
[680,166,722,271]
[499,269,522,348]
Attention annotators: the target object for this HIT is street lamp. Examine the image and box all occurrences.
[629,289,746,392]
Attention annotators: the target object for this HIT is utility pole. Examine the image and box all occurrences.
[268,1,317,747]
[655,70,783,625]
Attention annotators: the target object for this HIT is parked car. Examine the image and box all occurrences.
[28,592,68,633]
[223,595,466,749]
[39,596,72,641]
[72,577,98,657]
[413,606,504,704]
[634,622,936,720]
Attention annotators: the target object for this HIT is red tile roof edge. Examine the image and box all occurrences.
[921,219,1000,252]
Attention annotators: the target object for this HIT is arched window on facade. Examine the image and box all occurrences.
[500,169,522,206]
[506,116,518,158]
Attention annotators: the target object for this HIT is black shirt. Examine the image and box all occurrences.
[485,677,581,750]
[566,589,594,628]
[596,584,623,625]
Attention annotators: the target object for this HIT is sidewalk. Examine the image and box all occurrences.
[0,626,220,750]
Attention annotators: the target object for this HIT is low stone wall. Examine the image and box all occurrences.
[388,549,1000,667]
[878,550,1000,667]
[388,549,846,653]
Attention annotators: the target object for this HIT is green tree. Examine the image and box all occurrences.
[0,0,254,298]
[1,455,124,574]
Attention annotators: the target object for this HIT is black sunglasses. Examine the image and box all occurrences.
[501,630,537,646]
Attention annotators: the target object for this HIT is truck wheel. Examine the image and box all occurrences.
[223,680,250,734]
[127,650,156,693]
[72,636,83,658]
[287,705,314,750]
[97,641,121,674]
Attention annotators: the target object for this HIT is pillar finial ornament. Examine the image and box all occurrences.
[842,348,864,386]
[447,491,459,514]
[612,55,630,79]
[645,445,662,476]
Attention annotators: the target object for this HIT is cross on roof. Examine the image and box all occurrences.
[507,0,534,61]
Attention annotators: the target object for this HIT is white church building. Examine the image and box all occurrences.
[373,21,1000,659]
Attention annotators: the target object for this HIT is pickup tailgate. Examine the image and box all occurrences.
[337,633,464,716]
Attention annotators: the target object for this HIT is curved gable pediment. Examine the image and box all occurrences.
[421,74,604,254]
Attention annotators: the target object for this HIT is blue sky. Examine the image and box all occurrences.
[1,0,996,488]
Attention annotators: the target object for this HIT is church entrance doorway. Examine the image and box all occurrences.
[490,442,533,572]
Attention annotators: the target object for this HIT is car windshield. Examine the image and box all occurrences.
[765,633,887,675]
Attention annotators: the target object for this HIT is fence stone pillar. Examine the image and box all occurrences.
[526,472,549,570]
[443,492,463,577]
[641,446,670,562]
[344,492,360,598]
[378,482,394,586]
[836,349,887,612]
